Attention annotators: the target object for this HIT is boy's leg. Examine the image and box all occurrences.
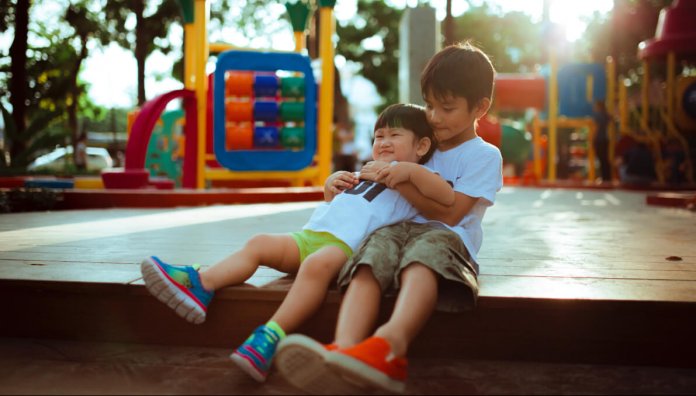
[334,265,382,348]
[326,225,475,393]
[141,234,300,324]
[272,266,382,393]
[231,246,347,382]
[321,264,437,394]
[373,262,438,357]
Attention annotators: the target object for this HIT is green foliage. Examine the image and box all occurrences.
[0,188,60,213]
[337,0,404,111]
[102,0,182,104]
[453,5,543,73]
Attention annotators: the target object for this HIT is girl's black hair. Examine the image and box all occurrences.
[374,103,436,164]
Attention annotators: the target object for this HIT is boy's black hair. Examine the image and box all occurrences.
[374,103,436,164]
[420,41,496,110]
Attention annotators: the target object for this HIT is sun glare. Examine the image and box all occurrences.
[549,0,613,42]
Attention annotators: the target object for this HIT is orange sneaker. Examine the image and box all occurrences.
[274,335,363,395]
[325,336,407,393]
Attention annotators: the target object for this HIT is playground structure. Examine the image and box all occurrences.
[99,0,696,191]
[102,0,336,190]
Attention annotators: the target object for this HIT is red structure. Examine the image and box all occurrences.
[638,0,696,59]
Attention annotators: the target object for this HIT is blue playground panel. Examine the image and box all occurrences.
[214,51,317,171]
[558,63,607,118]
[25,179,75,189]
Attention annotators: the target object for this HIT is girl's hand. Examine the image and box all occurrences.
[326,171,359,196]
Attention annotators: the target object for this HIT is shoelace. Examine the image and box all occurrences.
[251,327,279,356]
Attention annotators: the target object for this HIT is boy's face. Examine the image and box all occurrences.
[424,92,485,150]
[371,127,430,163]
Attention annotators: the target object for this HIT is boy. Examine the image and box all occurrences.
[140,104,455,382]
[274,42,503,394]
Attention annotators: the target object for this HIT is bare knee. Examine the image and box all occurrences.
[353,265,379,285]
[400,262,437,284]
[298,257,339,283]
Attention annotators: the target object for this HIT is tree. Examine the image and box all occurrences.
[6,0,30,164]
[64,2,108,163]
[336,0,404,110]
[452,4,543,73]
[103,0,181,106]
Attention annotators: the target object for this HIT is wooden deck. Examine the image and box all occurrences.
[1,187,695,367]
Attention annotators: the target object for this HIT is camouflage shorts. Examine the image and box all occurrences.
[337,221,479,312]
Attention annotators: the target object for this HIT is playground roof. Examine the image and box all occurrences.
[638,0,696,59]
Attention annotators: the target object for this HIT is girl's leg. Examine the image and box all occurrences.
[333,265,382,348]
[269,246,348,333]
[373,262,438,358]
[200,233,301,291]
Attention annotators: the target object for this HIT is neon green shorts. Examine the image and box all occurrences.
[290,230,353,262]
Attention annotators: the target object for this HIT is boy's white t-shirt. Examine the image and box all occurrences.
[413,136,503,266]
[304,167,434,251]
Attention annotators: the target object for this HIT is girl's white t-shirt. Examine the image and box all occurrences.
[413,136,503,266]
[304,178,418,252]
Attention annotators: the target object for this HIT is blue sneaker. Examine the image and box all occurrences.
[140,256,214,324]
[230,324,284,382]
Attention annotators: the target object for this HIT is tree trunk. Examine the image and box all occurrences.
[443,0,455,46]
[135,0,146,106]
[9,0,30,162]
[69,34,89,164]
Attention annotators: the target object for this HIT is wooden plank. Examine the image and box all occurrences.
[0,259,288,288]
[479,274,696,302]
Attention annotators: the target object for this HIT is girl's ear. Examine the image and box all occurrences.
[416,137,432,158]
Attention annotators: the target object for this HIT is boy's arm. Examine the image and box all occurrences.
[379,162,455,206]
[395,183,479,226]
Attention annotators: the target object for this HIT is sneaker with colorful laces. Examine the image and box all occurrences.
[274,335,364,395]
[230,324,284,382]
[140,256,214,325]
[325,336,408,394]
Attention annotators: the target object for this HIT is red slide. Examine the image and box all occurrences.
[102,89,198,189]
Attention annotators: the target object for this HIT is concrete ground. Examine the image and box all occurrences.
[1,337,695,395]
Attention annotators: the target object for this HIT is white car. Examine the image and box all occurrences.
[28,146,114,172]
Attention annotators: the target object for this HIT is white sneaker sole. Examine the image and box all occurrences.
[325,351,406,394]
[140,257,206,324]
[274,335,366,395]
[230,351,267,383]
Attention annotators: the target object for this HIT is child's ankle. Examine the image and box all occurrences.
[373,330,407,359]
[198,271,215,292]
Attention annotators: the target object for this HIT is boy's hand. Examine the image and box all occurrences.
[359,161,390,182]
[377,162,412,188]
[326,171,359,195]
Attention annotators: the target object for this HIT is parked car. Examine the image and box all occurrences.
[28,146,114,173]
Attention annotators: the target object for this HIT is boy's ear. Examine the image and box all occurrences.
[474,97,491,119]
[416,137,432,157]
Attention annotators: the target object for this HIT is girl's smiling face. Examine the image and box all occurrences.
[371,127,431,164]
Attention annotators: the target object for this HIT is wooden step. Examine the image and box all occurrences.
[3,276,695,369]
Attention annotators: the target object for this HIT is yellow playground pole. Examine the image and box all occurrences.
[194,0,209,189]
[317,1,336,185]
[548,48,558,182]
[641,60,650,128]
[666,52,675,121]
[606,56,616,181]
